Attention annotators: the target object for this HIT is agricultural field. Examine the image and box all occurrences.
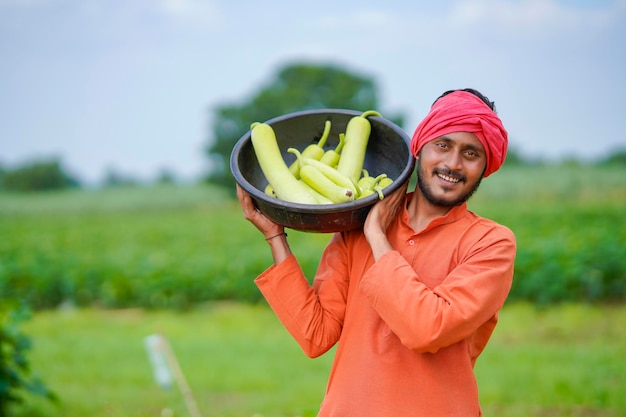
[1,163,626,416]
[12,302,626,417]
[1,164,624,308]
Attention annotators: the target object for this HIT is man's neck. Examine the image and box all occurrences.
[407,190,455,233]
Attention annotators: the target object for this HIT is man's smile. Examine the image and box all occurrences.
[434,169,465,184]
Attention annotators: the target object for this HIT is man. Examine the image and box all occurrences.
[237,88,516,416]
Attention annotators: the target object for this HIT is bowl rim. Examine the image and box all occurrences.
[230,108,416,215]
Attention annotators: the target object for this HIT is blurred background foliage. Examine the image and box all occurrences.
[1,165,625,310]
[0,301,57,415]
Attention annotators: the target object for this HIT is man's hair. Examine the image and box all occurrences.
[434,88,497,113]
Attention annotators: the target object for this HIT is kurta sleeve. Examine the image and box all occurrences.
[359,224,516,353]
[255,234,350,358]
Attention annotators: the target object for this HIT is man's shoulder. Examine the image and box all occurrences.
[465,210,516,241]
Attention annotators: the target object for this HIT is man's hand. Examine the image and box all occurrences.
[363,181,409,260]
[236,184,283,239]
[237,184,292,265]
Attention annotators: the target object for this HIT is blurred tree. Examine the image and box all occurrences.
[598,148,626,165]
[501,146,531,167]
[102,167,140,188]
[0,159,79,192]
[205,61,404,191]
[155,167,177,185]
[0,300,58,415]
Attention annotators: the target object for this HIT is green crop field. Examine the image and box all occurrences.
[1,164,624,308]
[12,302,626,417]
[1,164,626,416]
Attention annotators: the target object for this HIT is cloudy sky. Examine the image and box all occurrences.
[1,0,625,185]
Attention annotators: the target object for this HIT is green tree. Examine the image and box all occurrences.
[501,146,532,167]
[598,148,626,165]
[205,62,404,191]
[0,159,79,192]
[155,167,177,185]
[101,167,139,188]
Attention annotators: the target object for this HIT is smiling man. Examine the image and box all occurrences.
[237,88,516,416]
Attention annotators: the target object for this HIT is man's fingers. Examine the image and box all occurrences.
[236,185,257,219]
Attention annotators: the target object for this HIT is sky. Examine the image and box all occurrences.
[1,0,625,185]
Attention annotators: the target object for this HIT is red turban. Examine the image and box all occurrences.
[410,91,508,178]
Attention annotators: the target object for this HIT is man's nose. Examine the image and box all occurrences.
[445,151,463,170]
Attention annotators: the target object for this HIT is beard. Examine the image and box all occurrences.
[416,159,483,207]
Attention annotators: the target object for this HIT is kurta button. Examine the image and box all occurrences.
[409,240,415,245]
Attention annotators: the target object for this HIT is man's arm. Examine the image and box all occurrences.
[360,227,516,353]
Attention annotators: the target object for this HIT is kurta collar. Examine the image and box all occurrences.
[400,192,469,234]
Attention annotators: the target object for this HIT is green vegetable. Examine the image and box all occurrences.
[337,110,381,183]
[288,148,358,197]
[299,165,355,204]
[374,176,394,200]
[319,132,345,167]
[250,122,322,205]
[289,120,331,178]
[357,169,387,195]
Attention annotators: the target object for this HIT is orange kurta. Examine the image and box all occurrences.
[255,194,516,417]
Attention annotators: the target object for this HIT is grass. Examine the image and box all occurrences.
[476,303,626,417]
[17,303,331,417]
[13,302,626,417]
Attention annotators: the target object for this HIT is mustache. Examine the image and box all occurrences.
[434,167,467,183]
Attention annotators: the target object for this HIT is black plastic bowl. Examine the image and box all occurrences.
[230,109,415,233]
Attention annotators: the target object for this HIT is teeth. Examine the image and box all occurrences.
[438,173,460,183]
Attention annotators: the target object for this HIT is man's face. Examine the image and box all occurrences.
[416,131,487,207]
